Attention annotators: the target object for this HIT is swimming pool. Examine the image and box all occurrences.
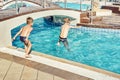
[11,18,120,74]
[55,2,91,11]
[5,3,32,9]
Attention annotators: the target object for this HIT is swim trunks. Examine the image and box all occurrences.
[59,36,67,42]
[20,36,26,43]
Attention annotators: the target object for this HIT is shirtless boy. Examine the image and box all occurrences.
[13,17,33,58]
[57,18,72,51]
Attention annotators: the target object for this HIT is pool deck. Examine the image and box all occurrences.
[0,58,66,80]
[0,47,120,80]
[77,13,120,29]
[0,47,92,80]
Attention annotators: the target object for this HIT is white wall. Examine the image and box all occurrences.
[0,9,80,47]
[96,9,112,16]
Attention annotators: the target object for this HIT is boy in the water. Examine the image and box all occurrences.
[57,18,74,51]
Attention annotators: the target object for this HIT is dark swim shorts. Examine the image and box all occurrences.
[59,36,67,42]
[20,36,26,43]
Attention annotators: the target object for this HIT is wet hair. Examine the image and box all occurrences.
[26,17,33,24]
[63,18,71,23]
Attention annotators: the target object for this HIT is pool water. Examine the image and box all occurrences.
[55,2,91,11]
[5,3,32,9]
[12,18,120,74]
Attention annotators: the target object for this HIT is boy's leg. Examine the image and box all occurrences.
[27,40,32,54]
[24,44,27,53]
[63,39,70,51]
[25,40,32,58]
[57,38,61,46]
[24,40,28,54]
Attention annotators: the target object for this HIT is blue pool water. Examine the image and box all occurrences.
[5,3,32,9]
[55,2,91,11]
[12,18,120,74]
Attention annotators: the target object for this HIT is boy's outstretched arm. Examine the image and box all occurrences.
[70,25,81,28]
[12,28,23,41]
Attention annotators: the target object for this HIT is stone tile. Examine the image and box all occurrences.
[0,52,93,80]
[4,62,24,80]
[25,60,55,74]
[0,59,12,80]
[21,66,38,80]
[0,58,2,61]
[24,60,41,70]
[52,69,72,79]
[54,76,66,80]
[52,69,92,80]
[37,64,54,74]
[0,52,13,61]
[37,71,53,80]
[12,55,92,80]
[12,55,26,65]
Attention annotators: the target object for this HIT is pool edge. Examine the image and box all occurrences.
[0,46,120,80]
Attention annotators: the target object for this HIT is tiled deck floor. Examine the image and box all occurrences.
[0,58,65,80]
[0,50,93,80]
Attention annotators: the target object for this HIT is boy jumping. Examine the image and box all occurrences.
[13,17,33,58]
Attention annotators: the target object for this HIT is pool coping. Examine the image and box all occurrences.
[0,47,92,80]
[77,23,120,29]
[24,48,120,79]
[0,47,120,80]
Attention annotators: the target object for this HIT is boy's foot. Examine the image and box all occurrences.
[57,42,60,46]
[25,54,32,58]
